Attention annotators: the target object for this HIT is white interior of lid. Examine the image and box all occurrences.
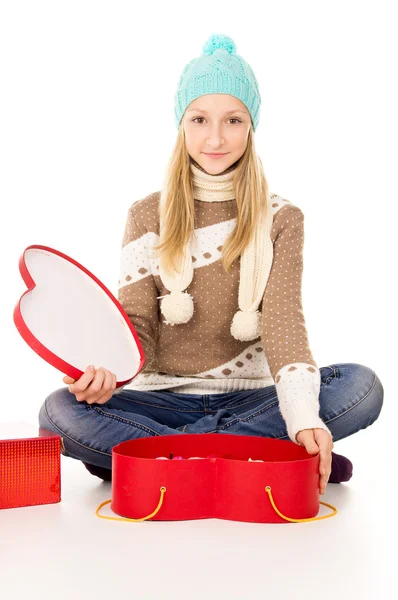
[20,248,141,382]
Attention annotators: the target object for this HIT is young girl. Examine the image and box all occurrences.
[38,34,383,495]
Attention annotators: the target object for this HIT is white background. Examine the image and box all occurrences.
[0,2,396,599]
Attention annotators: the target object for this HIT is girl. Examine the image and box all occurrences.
[38,34,383,495]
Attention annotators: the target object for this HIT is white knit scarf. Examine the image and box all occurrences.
[156,160,274,342]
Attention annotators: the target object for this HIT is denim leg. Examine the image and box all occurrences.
[313,363,384,442]
[38,364,384,470]
[38,386,186,470]
[176,363,384,443]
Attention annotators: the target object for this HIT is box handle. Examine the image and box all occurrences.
[95,485,338,523]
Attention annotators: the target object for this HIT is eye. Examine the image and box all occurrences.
[192,117,242,124]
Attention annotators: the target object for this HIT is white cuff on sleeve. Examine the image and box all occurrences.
[275,362,332,444]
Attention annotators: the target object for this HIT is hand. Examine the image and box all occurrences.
[295,428,334,495]
[62,366,117,405]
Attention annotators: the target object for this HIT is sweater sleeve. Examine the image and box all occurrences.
[261,205,332,444]
[113,203,160,394]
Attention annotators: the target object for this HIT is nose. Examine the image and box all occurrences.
[206,126,226,148]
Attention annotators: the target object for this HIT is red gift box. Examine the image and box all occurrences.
[96,433,338,524]
[0,422,61,510]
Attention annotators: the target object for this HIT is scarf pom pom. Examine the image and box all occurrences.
[231,309,261,341]
[159,291,194,325]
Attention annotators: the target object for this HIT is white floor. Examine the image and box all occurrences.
[0,425,395,600]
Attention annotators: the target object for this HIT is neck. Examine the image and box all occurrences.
[189,157,238,202]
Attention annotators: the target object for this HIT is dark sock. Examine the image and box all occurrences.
[328,451,353,483]
[83,462,112,481]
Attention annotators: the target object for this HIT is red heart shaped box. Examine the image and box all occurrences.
[109,433,328,524]
[13,244,144,385]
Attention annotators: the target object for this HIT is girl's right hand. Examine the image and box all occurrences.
[62,365,117,405]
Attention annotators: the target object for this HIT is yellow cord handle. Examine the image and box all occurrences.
[264,486,338,522]
[95,485,337,523]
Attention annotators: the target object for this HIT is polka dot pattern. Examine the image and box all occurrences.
[117,207,159,372]
[117,193,290,390]
[275,362,332,443]
[261,206,317,378]
[115,192,327,442]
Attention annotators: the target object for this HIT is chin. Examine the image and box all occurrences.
[201,155,235,172]
[190,153,241,175]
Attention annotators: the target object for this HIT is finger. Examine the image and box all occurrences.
[75,368,104,403]
[320,469,331,494]
[300,430,330,494]
[313,430,332,492]
[319,448,329,481]
[319,452,333,493]
[94,369,115,405]
[69,366,95,393]
[63,376,76,384]
[110,373,117,396]
[319,467,330,492]
[102,369,114,392]
[302,431,319,454]
[84,367,106,404]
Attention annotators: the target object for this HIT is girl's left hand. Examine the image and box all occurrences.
[295,428,334,495]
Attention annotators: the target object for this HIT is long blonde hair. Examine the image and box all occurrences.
[153,123,271,276]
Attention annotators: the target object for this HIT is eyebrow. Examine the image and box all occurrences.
[186,108,247,115]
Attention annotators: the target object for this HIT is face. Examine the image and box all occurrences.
[182,94,251,174]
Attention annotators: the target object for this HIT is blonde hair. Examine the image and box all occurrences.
[153,123,271,276]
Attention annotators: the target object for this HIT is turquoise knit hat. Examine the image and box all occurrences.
[174,34,261,132]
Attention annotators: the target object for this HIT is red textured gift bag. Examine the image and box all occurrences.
[96,433,337,524]
[0,422,61,510]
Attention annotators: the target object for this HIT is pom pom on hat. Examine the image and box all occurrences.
[202,34,237,56]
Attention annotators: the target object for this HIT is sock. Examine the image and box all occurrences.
[83,462,112,481]
[328,451,353,483]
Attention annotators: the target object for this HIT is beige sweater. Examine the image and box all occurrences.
[116,162,332,444]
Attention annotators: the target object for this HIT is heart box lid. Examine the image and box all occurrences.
[13,244,145,388]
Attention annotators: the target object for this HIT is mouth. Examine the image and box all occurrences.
[203,152,229,158]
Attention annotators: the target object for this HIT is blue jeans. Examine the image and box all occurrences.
[38,363,383,471]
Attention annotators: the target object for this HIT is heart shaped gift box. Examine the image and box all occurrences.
[13,244,144,387]
[97,433,337,524]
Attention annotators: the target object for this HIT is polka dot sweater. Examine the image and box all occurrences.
[116,171,332,444]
